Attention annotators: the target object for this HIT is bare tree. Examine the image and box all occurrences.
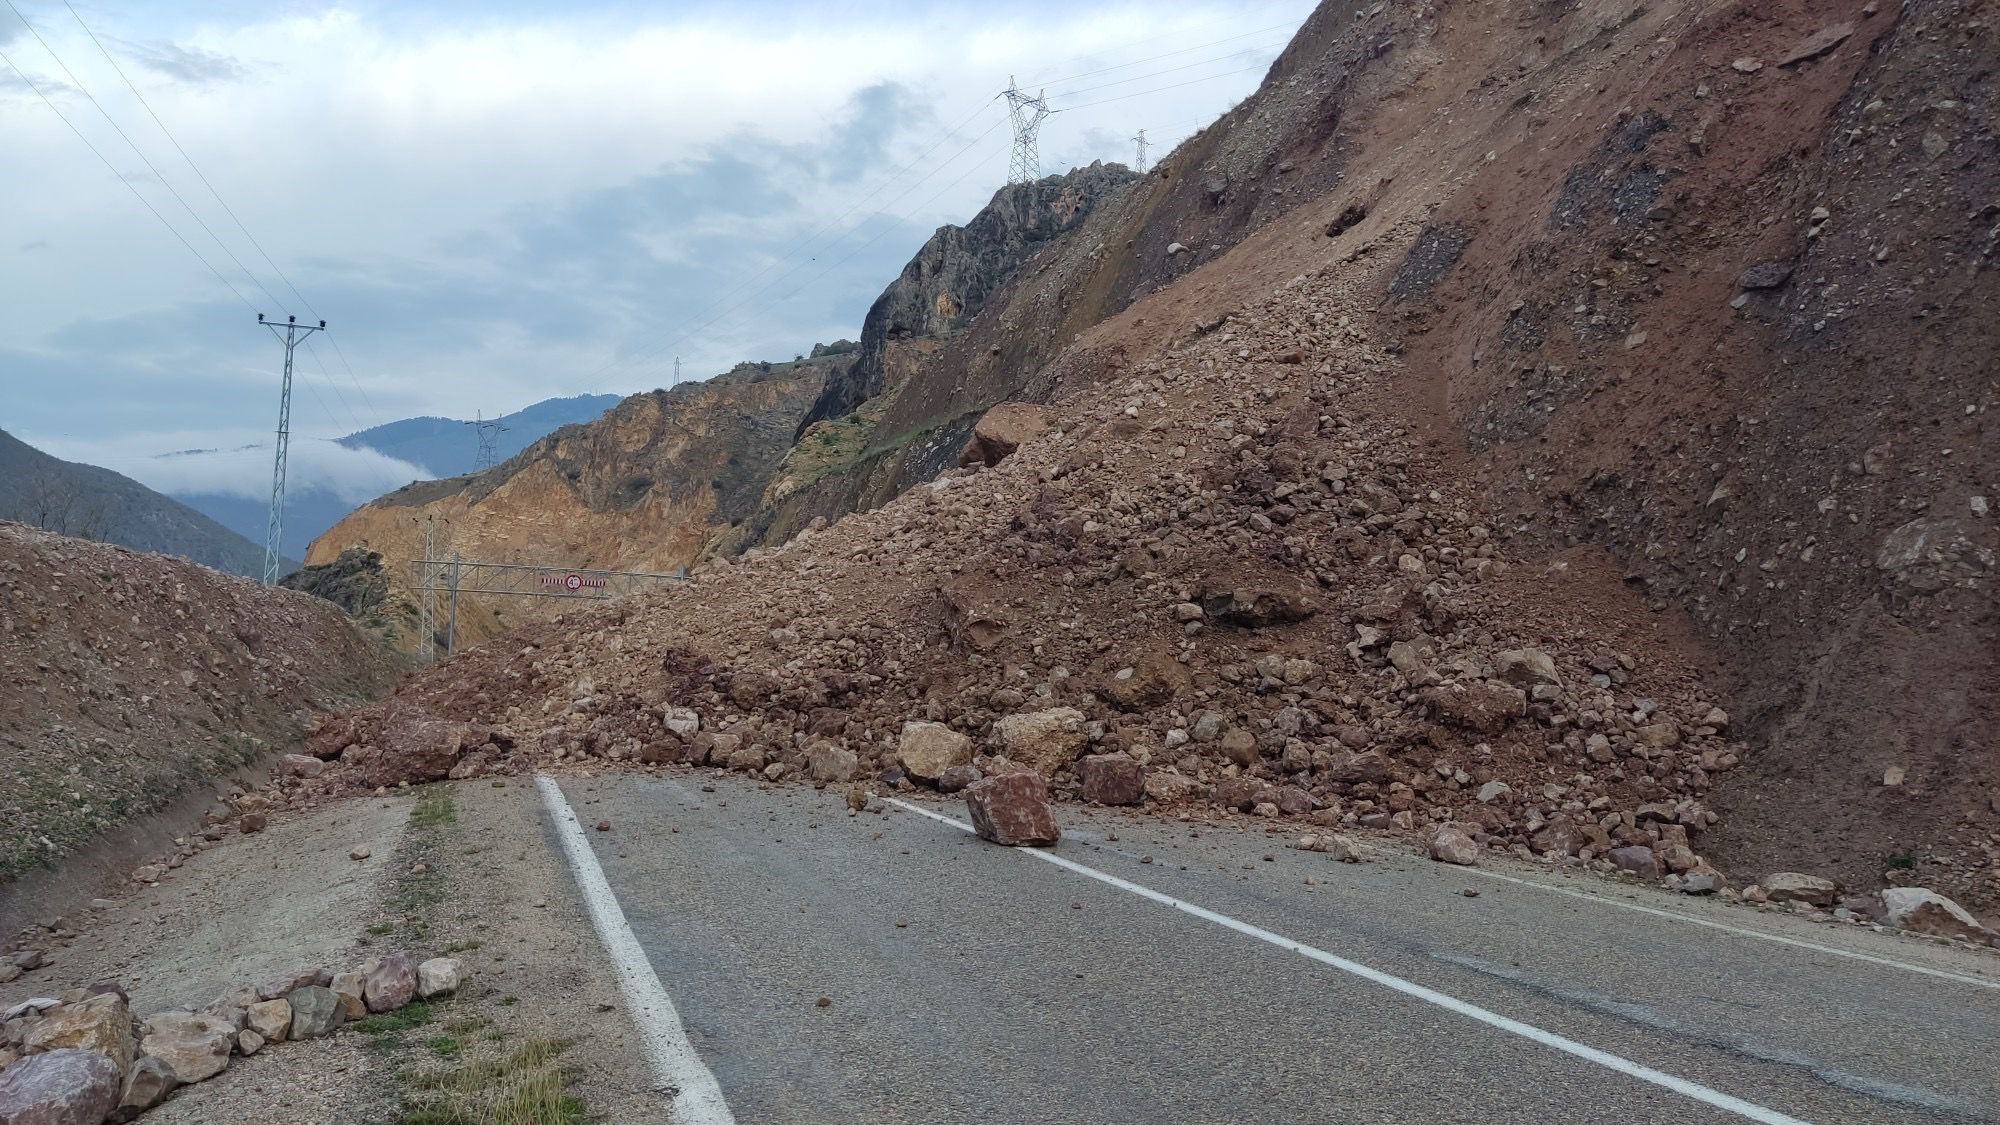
[18,470,107,541]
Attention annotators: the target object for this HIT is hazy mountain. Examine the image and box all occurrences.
[336,394,623,478]
[0,428,283,578]
[161,394,624,557]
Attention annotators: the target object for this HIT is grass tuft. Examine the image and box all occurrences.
[398,1038,583,1125]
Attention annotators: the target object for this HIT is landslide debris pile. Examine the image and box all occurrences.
[299,272,1749,893]
[0,523,391,888]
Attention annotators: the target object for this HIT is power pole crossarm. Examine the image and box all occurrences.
[257,313,326,585]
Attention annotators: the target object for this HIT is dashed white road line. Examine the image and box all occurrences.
[536,775,735,1125]
[1381,845,2000,993]
[887,797,1812,1125]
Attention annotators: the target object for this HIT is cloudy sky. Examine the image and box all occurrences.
[1,0,1309,503]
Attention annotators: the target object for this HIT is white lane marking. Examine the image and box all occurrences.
[1353,842,2000,992]
[887,797,1810,1125]
[536,776,735,1125]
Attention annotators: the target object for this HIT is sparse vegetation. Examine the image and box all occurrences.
[397,1038,584,1125]
[1887,850,1919,871]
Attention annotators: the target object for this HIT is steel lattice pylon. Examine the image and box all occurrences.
[1003,76,1052,185]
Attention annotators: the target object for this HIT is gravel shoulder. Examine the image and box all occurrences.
[1,778,660,1123]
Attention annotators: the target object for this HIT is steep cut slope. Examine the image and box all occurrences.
[0,521,391,907]
[306,358,838,648]
[0,429,283,577]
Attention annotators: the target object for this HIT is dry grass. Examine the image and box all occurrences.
[399,1037,583,1125]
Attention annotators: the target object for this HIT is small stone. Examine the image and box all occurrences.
[0,1048,121,1125]
[349,847,371,861]
[1475,780,1512,804]
[1731,56,1763,73]
[417,958,465,1000]
[1429,824,1480,866]
[287,986,343,1039]
[594,820,611,832]
[244,998,291,1043]
[117,1056,180,1119]
[1462,888,1481,898]
[237,812,267,834]
[897,721,973,782]
[1881,887,1994,943]
[935,764,981,793]
[1763,872,1838,907]
[279,753,324,778]
[1608,845,1663,881]
[1075,755,1145,806]
[236,1029,265,1056]
[362,952,419,1013]
[330,973,368,1021]
[807,744,859,784]
[1738,262,1793,290]
[139,1011,235,1084]
[816,996,832,1008]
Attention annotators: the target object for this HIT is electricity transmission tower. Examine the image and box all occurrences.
[1003,77,1052,185]
[257,313,326,585]
[466,410,508,471]
[1132,129,1149,172]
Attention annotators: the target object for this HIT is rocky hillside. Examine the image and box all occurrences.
[309,165,1137,647]
[0,522,391,915]
[0,429,282,579]
[303,0,1994,910]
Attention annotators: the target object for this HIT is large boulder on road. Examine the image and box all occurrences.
[965,772,1061,847]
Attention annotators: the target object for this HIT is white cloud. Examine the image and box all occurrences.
[27,429,432,504]
[2,0,1313,459]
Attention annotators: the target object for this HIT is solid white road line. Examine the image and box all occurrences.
[888,797,1812,1125]
[1355,842,2000,992]
[536,775,735,1125]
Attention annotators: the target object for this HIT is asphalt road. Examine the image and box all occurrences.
[544,772,2000,1125]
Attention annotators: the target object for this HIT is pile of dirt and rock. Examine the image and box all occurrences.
[0,951,462,1122]
[289,271,1785,907]
[0,522,392,924]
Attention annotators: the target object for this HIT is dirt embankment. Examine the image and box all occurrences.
[0,521,392,926]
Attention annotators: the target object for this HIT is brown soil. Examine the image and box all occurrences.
[0,521,392,925]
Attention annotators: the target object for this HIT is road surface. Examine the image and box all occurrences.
[538,772,2000,1124]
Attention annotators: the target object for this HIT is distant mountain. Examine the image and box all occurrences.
[0,428,284,578]
[159,394,624,559]
[169,485,354,570]
[336,394,622,479]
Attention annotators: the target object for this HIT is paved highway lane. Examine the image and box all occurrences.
[540,773,2000,1124]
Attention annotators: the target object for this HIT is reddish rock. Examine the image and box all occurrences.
[1763,872,1838,907]
[1429,824,1480,865]
[237,812,267,834]
[362,952,418,1013]
[964,772,1061,846]
[1608,845,1662,881]
[1421,682,1526,734]
[1075,755,1144,806]
[0,1048,121,1125]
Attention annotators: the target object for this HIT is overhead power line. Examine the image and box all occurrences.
[5,0,291,312]
[1059,62,1275,112]
[0,44,258,314]
[58,0,383,430]
[1032,21,1301,88]
[1048,42,1286,101]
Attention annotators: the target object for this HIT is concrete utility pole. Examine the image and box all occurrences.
[257,313,326,585]
[1003,76,1052,185]
[1132,129,1149,172]
[466,410,508,472]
